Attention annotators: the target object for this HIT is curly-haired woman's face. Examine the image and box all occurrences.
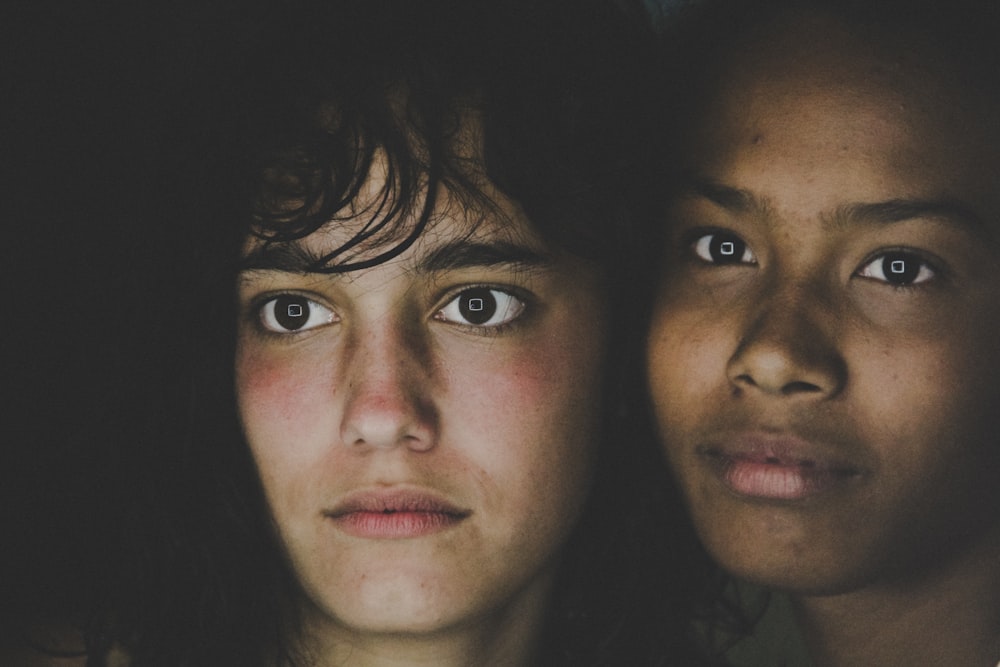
[235,157,606,653]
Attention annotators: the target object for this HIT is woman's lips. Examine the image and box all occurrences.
[324,489,471,539]
[699,434,862,501]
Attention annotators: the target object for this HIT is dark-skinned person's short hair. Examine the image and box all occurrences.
[56,1,720,666]
[657,0,1000,161]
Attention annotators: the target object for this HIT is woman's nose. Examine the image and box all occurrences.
[338,320,439,452]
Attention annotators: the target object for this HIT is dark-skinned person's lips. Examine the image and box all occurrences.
[324,488,472,539]
[698,433,863,501]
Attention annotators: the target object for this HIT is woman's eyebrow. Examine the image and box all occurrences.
[239,238,551,276]
[416,240,551,273]
[240,242,324,273]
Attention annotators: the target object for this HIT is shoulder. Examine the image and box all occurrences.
[0,624,130,667]
[0,644,87,667]
[0,645,131,667]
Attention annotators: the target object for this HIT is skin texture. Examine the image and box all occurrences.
[648,10,1000,666]
[235,153,606,666]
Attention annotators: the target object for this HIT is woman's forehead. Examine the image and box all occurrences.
[242,176,546,274]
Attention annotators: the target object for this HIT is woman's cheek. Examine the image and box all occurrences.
[236,345,331,436]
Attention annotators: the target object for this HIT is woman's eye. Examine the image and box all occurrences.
[435,287,526,327]
[857,252,936,287]
[692,232,757,265]
[259,294,336,333]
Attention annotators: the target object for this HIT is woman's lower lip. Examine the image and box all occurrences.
[330,511,465,538]
[716,458,854,500]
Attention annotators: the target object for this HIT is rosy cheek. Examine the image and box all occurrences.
[236,346,326,431]
[235,347,340,511]
[514,329,595,397]
[507,345,561,389]
[467,327,602,447]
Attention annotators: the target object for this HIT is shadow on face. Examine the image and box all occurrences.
[648,5,1000,595]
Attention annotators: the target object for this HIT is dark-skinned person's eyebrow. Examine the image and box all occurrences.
[416,240,551,273]
[679,175,769,214]
[834,198,994,241]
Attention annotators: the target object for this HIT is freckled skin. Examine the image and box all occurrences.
[648,12,1000,597]
[236,172,606,661]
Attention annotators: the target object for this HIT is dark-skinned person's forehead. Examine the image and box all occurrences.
[661,0,1000,240]
[664,0,1000,109]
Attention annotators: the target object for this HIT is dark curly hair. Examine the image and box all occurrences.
[8,1,719,665]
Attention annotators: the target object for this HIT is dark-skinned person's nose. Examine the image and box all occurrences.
[726,294,846,400]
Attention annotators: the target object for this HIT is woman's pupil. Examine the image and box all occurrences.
[275,295,310,330]
[459,289,497,324]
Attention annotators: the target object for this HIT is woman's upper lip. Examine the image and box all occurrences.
[698,431,863,474]
[325,488,472,518]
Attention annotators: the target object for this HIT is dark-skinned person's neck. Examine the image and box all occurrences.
[792,524,1000,667]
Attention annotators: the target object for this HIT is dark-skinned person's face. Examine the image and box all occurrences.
[647,11,1000,594]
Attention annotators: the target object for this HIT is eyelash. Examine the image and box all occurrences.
[854,249,940,290]
[684,230,943,291]
[433,285,530,336]
[250,292,338,337]
[686,229,758,266]
[246,285,531,339]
